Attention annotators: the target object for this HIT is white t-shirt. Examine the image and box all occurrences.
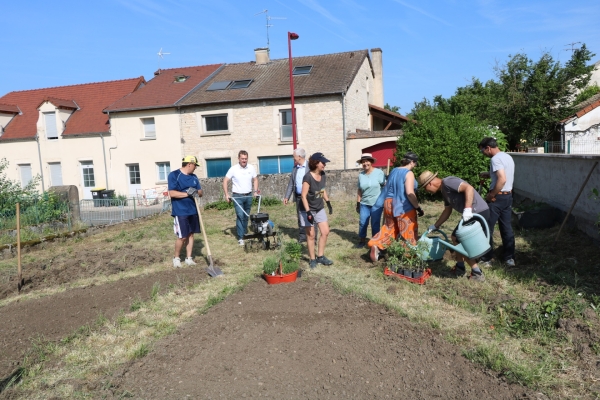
[490,152,515,191]
[226,163,257,194]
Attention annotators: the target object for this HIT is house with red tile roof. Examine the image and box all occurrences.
[106,48,405,180]
[0,77,145,198]
[177,48,404,176]
[560,92,600,154]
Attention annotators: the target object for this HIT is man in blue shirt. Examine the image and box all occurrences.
[168,155,202,268]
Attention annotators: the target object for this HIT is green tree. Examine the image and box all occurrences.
[384,103,400,114]
[424,44,596,148]
[396,107,506,188]
[573,84,600,106]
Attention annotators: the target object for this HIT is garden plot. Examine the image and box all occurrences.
[0,200,598,399]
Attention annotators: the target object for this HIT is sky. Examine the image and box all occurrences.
[1,0,599,114]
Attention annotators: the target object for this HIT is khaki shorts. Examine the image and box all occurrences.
[299,208,327,227]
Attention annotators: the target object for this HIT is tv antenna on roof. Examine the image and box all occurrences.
[564,42,581,53]
[157,48,171,70]
[254,9,286,49]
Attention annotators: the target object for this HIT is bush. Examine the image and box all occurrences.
[395,108,508,190]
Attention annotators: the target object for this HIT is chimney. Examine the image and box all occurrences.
[254,48,270,65]
[370,48,384,108]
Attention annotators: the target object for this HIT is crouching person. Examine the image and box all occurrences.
[418,171,491,282]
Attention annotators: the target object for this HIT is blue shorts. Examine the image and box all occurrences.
[173,215,200,238]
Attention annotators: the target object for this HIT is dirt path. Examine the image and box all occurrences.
[0,267,206,379]
[100,277,538,399]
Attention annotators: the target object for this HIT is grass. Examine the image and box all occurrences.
[3,199,599,399]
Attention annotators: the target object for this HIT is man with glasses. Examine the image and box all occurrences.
[478,137,516,268]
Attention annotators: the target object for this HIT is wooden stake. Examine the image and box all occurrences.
[386,159,391,176]
[555,161,598,242]
[16,203,23,292]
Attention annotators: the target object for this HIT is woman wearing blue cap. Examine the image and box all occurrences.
[300,152,334,269]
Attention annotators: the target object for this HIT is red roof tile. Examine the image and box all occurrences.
[105,64,223,112]
[0,103,20,114]
[39,96,78,109]
[0,77,145,141]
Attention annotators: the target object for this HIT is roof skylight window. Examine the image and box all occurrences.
[207,81,232,91]
[292,66,313,75]
[229,79,253,89]
[174,75,189,83]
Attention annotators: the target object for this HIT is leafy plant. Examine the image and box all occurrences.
[283,240,303,262]
[262,255,279,275]
[281,259,299,274]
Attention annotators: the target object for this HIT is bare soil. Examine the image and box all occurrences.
[0,257,540,399]
[99,277,537,399]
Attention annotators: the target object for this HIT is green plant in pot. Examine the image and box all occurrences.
[385,238,410,276]
[263,255,279,276]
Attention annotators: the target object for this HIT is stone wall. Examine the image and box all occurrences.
[196,168,362,206]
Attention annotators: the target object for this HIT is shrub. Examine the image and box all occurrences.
[395,108,508,190]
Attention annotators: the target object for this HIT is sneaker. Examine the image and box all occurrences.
[238,239,245,246]
[309,259,317,269]
[505,259,516,267]
[185,257,196,266]
[370,245,380,262]
[451,265,466,277]
[173,257,181,268]
[469,271,486,282]
[316,255,334,265]
[478,260,493,269]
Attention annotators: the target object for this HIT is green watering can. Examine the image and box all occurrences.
[415,229,450,261]
[417,214,491,260]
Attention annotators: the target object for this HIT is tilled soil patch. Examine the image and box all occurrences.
[103,277,538,399]
[0,246,166,300]
[0,267,206,380]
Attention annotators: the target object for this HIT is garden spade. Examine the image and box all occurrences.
[193,196,223,277]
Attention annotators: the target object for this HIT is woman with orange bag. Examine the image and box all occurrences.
[368,152,424,262]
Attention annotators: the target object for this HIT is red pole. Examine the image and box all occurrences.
[288,32,299,150]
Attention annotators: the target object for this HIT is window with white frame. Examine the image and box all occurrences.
[280,109,294,141]
[156,162,171,182]
[19,164,33,188]
[203,114,229,132]
[44,112,58,139]
[49,162,63,186]
[258,156,294,174]
[141,118,156,139]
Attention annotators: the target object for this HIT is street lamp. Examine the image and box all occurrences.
[288,31,299,149]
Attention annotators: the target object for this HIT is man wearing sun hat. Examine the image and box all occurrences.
[418,170,491,282]
[168,155,203,268]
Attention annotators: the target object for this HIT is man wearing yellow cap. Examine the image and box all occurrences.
[168,155,203,268]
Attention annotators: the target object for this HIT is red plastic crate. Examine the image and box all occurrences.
[383,267,432,285]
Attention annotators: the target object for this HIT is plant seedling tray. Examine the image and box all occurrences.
[263,270,298,285]
[383,267,432,285]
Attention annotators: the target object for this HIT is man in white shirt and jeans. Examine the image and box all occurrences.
[223,150,259,245]
[478,137,516,267]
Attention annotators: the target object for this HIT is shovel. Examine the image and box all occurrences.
[193,196,223,277]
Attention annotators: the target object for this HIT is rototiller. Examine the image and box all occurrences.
[231,195,281,252]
